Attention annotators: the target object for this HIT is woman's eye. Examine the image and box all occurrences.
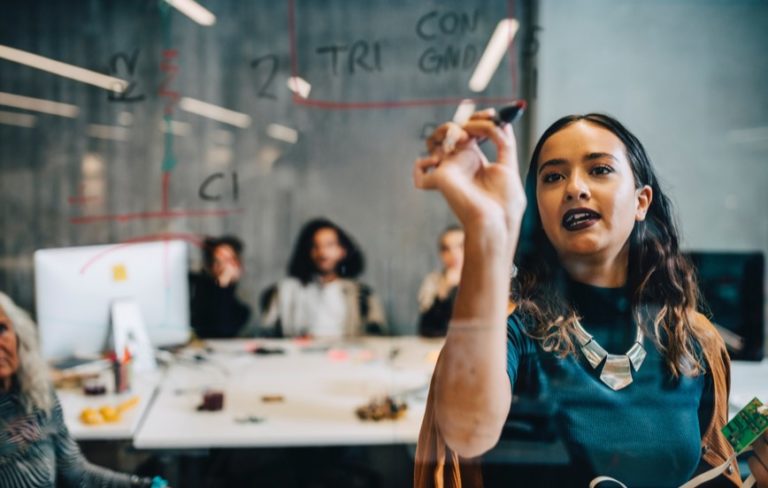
[542,173,562,183]
[591,165,614,176]
[0,323,7,334]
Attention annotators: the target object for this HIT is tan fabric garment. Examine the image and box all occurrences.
[414,311,741,487]
[261,278,387,337]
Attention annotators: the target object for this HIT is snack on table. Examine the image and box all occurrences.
[99,406,120,422]
[79,396,140,425]
[355,396,408,421]
[261,395,284,403]
[80,408,104,425]
[117,395,140,413]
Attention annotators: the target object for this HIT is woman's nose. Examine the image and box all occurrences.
[565,174,590,201]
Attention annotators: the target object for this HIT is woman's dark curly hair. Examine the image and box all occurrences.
[513,113,704,377]
[287,218,365,285]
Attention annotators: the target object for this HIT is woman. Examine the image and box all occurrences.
[261,217,386,338]
[412,112,768,486]
[0,292,163,487]
[189,235,252,338]
[418,226,464,337]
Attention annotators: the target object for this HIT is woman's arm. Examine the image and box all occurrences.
[413,111,526,457]
[50,396,149,487]
[750,431,768,487]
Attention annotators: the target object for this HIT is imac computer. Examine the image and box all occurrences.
[34,240,191,360]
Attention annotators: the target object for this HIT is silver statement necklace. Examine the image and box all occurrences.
[572,320,646,391]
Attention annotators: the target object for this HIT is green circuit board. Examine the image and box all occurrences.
[722,397,768,454]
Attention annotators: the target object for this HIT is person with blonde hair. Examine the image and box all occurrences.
[417,225,464,337]
[0,292,163,487]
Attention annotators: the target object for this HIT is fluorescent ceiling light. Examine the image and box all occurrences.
[87,124,130,142]
[468,19,519,93]
[164,0,216,26]
[0,45,127,93]
[0,91,79,118]
[0,110,36,128]
[452,99,476,124]
[267,123,298,144]
[287,76,312,99]
[179,97,251,128]
[160,119,191,136]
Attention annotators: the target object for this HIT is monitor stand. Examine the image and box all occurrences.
[110,298,157,373]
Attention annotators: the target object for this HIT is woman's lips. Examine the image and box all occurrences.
[562,208,601,231]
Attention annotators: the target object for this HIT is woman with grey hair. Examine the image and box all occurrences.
[0,292,164,487]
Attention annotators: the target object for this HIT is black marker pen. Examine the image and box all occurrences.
[490,100,527,126]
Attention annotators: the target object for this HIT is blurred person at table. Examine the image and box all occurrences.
[261,217,386,338]
[189,235,252,338]
[0,292,164,487]
[417,225,464,337]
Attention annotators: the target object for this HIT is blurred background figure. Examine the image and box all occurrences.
[261,218,386,338]
[417,226,464,337]
[189,236,252,339]
[0,292,161,487]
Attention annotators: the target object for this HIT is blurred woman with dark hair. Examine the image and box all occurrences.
[189,235,252,338]
[261,218,386,338]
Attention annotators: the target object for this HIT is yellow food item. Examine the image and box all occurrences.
[117,396,140,413]
[80,395,140,425]
[99,406,121,422]
[80,408,103,425]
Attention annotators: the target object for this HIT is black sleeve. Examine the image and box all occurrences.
[189,272,251,338]
[358,283,386,336]
[417,287,457,337]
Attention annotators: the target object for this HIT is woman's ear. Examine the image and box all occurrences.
[635,185,653,221]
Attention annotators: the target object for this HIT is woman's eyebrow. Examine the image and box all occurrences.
[538,152,619,175]
[584,152,619,162]
[537,158,567,175]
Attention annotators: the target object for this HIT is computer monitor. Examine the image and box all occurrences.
[34,240,191,360]
[686,251,765,361]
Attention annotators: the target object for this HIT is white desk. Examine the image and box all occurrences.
[62,343,764,446]
[58,374,160,440]
[133,337,442,449]
[729,359,768,414]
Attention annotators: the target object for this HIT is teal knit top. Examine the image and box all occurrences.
[484,280,720,488]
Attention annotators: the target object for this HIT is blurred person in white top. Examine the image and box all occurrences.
[261,218,386,338]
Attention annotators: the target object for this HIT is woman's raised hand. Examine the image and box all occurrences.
[413,109,527,235]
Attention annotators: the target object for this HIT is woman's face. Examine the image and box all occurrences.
[439,230,464,271]
[211,244,239,276]
[535,120,652,264]
[0,305,19,387]
[311,227,347,275]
